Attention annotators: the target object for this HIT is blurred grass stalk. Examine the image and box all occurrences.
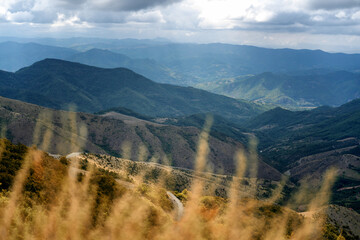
[0,110,340,240]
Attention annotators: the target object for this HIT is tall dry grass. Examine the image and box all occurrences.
[0,110,342,240]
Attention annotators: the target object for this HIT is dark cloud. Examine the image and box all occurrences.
[56,0,183,11]
[57,0,87,9]
[79,11,128,24]
[307,0,360,10]
[92,0,183,11]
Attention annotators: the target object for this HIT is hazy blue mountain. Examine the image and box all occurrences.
[66,48,191,84]
[0,59,265,121]
[65,38,171,51]
[0,37,171,50]
[197,71,360,108]
[114,43,360,84]
[0,41,77,72]
[2,39,360,89]
[0,41,190,85]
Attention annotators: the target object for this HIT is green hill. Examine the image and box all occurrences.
[0,59,264,122]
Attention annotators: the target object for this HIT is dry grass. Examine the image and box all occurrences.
[0,110,344,240]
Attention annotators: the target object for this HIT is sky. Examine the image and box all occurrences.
[1,0,360,53]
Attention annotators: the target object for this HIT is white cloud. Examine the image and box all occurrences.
[8,11,33,22]
[51,13,91,28]
[126,10,165,23]
[336,11,347,19]
[0,6,7,18]
[352,10,360,19]
[312,15,324,22]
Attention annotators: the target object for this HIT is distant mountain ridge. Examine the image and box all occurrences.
[2,40,360,82]
[66,48,191,85]
[114,43,360,82]
[0,41,77,72]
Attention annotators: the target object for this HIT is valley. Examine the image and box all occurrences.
[0,37,359,240]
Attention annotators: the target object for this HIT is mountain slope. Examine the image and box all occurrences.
[0,96,281,179]
[243,99,360,135]
[243,99,360,168]
[241,100,360,211]
[197,71,360,108]
[0,59,265,121]
[0,41,77,72]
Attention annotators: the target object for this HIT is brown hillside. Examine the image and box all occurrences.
[0,96,282,180]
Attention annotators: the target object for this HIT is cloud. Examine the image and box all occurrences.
[126,10,165,23]
[55,0,183,11]
[7,10,33,22]
[189,0,360,36]
[90,0,183,11]
[352,10,360,19]
[306,0,360,10]
[56,0,86,9]
[7,0,36,12]
[51,13,91,28]
[0,0,184,25]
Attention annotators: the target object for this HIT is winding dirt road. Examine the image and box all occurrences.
[167,191,184,221]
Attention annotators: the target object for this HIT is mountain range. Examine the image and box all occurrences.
[0,58,264,121]
[114,43,360,82]
[1,40,360,109]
